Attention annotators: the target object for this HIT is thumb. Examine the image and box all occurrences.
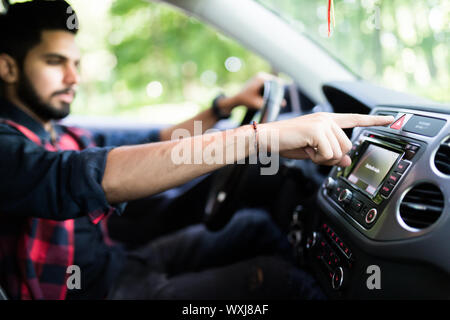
[249,96,265,110]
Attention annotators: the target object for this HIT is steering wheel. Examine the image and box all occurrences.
[203,79,285,231]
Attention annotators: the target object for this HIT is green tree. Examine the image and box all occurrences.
[106,1,270,115]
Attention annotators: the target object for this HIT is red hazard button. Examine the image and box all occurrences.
[390,114,406,130]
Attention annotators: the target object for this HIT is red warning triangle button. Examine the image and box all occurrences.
[390,114,406,130]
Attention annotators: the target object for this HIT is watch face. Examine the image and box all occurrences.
[213,94,229,119]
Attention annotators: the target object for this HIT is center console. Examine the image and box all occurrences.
[299,106,450,298]
[324,129,423,230]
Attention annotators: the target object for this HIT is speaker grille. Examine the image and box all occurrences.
[399,183,444,229]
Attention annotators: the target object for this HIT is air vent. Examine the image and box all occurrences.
[399,183,444,229]
[434,137,450,175]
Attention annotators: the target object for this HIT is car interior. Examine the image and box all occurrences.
[0,0,448,300]
[198,77,450,299]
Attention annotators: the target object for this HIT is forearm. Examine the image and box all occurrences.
[159,96,237,141]
[102,123,255,204]
[102,112,395,204]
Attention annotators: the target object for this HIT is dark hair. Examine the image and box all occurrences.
[0,0,78,66]
[0,0,78,95]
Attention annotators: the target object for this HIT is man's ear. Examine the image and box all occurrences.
[0,54,19,84]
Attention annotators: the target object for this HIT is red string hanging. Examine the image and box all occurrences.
[328,0,335,37]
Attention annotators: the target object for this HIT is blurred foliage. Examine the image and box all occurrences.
[10,0,448,120]
[109,1,269,102]
[69,0,270,120]
[257,0,449,103]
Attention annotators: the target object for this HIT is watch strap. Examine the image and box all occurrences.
[211,94,230,120]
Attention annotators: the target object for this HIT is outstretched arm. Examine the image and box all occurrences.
[101,112,394,204]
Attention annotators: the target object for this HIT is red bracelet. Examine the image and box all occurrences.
[251,120,259,159]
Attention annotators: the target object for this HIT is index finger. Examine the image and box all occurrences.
[331,113,395,129]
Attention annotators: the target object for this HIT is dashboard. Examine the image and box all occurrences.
[64,80,450,300]
[304,106,449,299]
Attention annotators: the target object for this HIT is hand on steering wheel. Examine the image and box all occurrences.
[203,79,285,231]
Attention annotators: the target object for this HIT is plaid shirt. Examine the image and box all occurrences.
[0,99,162,299]
[0,118,120,299]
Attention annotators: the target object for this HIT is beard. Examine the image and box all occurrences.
[17,72,72,122]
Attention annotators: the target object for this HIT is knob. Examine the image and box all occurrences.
[338,189,353,203]
[365,208,378,224]
[324,177,336,192]
[306,232,318,250]
[331,267,345,290]
[288,208,304,246]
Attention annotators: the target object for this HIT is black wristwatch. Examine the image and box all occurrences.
[211,94,230,120]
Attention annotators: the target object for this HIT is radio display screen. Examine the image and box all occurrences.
[347,144,401,196]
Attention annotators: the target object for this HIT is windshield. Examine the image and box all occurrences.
[255,0,449,103]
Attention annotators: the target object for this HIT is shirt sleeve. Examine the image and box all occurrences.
[0,126,126,221]
[89,128,161,147]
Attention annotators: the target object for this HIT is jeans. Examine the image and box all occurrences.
[107,209,326,300]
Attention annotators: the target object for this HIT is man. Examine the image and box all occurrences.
[0,1,393,300]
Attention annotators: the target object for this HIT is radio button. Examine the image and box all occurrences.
[348,143,360,158]
[342,246,352,259]
[406,144,419,152]
[387,173,401,185]
[331,186,342,201]
[380,182,395,197]
[404,150,417,160]
[351,199,363,213]
[365,208,378,224]
[394,160,410,174]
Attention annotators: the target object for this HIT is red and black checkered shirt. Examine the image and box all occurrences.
[0,100,144,299]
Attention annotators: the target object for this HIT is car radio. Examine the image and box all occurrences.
[323,130,424,229]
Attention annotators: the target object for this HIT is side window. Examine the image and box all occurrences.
[71,0,271,124]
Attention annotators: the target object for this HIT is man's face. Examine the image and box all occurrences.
[17,30,81,121]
